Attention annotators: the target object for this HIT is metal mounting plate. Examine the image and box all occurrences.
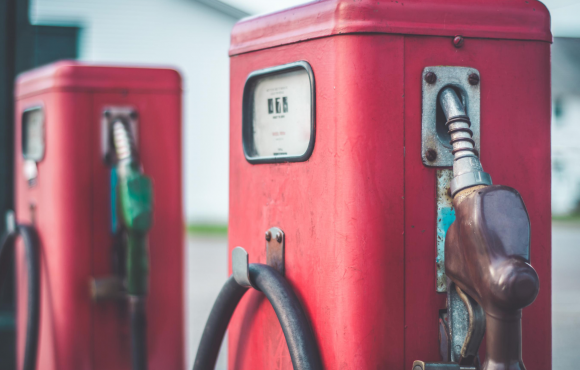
[101,107,138,164]
[422,67,481,167]
[266,227,285,276]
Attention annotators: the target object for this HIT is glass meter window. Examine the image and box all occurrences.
[243,61,315,163]
[22,107,45,161]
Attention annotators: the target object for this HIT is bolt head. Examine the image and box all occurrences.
[265,231,272,241]
[424,71,437,84]
[426,149,437,162]
[275,232,282,243]
[468,73,480,86]
[453,35,464,48]
[129,110,138,119]
[103,110,112,119]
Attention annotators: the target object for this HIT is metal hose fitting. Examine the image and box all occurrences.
[439,87,492,196]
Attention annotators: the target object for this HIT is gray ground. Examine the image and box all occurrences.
[186,236,229,370]
[185,223,580,370]
[552,222,580,370]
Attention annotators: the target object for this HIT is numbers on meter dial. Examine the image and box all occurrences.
[243,62,315,163]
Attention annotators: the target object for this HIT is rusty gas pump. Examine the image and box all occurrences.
[223,0,551,369]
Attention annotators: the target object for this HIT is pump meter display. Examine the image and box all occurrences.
[22,107,45,161]
[242,61,315,163]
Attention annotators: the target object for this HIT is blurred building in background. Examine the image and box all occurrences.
[552,37,580,216]
[24,0,580,220]
[30,0,244,225]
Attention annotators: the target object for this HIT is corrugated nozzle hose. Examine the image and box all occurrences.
[438,87,492,196]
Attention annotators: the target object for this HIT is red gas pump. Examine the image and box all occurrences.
[11,61,184,370]
[224,0,552,369]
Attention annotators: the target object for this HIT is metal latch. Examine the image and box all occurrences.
[233,227,286,288]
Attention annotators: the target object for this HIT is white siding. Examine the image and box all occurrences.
[30,0,237,224]
[552,96,580,214]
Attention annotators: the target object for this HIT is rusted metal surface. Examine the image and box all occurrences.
[438,311,450,362]
[443,281,485,368]
[421,67,481,168]
[412,360,477,369]
[266,227,285,276]
[436,169,455,292]
[455,286,485,366]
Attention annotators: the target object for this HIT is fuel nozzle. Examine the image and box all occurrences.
[111,118,152,370]
[438,87,492,196]
[111,119,152,296]
[440,88,539,370]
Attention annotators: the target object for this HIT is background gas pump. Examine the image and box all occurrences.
[12,61,183,370]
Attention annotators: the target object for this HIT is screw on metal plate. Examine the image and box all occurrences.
[421,66,481,167]
[425,72,437,84]
[426,149,438,162]
[467,73,480,86]
[266,227,285,276]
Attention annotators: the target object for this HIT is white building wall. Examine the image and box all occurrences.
[552,96,580,215]
[30,0,237,224]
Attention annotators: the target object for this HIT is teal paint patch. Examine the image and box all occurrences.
[436,167,455,292]
[437,207,456,245]
[436,206,455,289]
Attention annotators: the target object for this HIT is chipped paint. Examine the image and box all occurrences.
[436,169,455,292]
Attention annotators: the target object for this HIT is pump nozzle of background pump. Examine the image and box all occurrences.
[112,120,153,370]
[440,88,540,370]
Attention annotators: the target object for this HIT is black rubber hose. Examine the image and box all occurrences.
[193,263,321,370]
[129,296,148,370]
[192,275,248,370]
[0,225,40,370]
[249,264,321,370]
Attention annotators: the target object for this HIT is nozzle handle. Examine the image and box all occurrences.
[445,185,539,370]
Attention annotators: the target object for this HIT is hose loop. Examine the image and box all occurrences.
[0,223,40,370]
